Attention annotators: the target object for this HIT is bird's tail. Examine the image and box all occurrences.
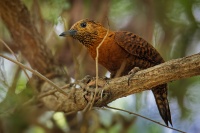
[152,84,172,126]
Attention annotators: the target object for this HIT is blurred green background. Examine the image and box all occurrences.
[0,0,200,133]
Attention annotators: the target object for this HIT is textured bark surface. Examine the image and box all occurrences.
[0,0,61,76]
[41,53,200,112]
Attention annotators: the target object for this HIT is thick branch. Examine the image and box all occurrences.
[41,53,200,112]
[0,0,59,76]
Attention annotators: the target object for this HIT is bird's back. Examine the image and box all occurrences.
[113,31,172,126]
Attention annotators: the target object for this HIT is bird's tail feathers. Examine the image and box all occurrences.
[152,84,172,126]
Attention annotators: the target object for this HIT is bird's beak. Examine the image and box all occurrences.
[59,29,77,37]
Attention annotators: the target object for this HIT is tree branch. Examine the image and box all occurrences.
[0,0,62,76]
[40,53,200,112]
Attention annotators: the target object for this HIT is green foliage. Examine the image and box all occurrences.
[23,0,70,24]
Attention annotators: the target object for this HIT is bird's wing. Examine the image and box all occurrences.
[114,31,164,64]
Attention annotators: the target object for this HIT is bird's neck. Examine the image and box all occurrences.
[90,28,112,48]
[87,30,114,60]
[79,26,109,47]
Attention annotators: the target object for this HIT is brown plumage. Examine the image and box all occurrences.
[60,19,172,126]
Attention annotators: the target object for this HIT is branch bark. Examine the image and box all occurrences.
[0,0,62,76]
[41,53,200,112]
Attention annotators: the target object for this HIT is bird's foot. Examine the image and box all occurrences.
[83,77,110,107]
[103,76,110,80]
[81,75,93,84]
[67,75,93,104]
[128,67,140,86]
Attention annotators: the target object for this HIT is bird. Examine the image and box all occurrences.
[60,19,172,126]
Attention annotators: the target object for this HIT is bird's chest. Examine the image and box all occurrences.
[88,40,129,73]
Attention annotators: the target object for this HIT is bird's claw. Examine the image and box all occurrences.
[83,77,110,104]
[128,67,140,86]
[81,75,93,84]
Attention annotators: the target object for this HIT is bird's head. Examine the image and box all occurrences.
[60,19,107,47]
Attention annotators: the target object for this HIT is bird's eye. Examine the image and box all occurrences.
[80,22,87,28]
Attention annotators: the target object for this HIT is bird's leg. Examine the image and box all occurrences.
[103,76,110,80]
[83,77,109,105]
[83,77,105,102]
[100,76,110,100]
[128,67,140,86]
[80,75,93,85]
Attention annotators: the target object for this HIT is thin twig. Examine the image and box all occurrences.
[22,96,36,106]
[8,65,21,94]
[0,54,67,96]
[64,110,77,116]
[105,105,186,133]
[38,89,58,99]
[0,39,31,80]
[90,19,110,110]
[0,57,9,88]
[38,84,71,99]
